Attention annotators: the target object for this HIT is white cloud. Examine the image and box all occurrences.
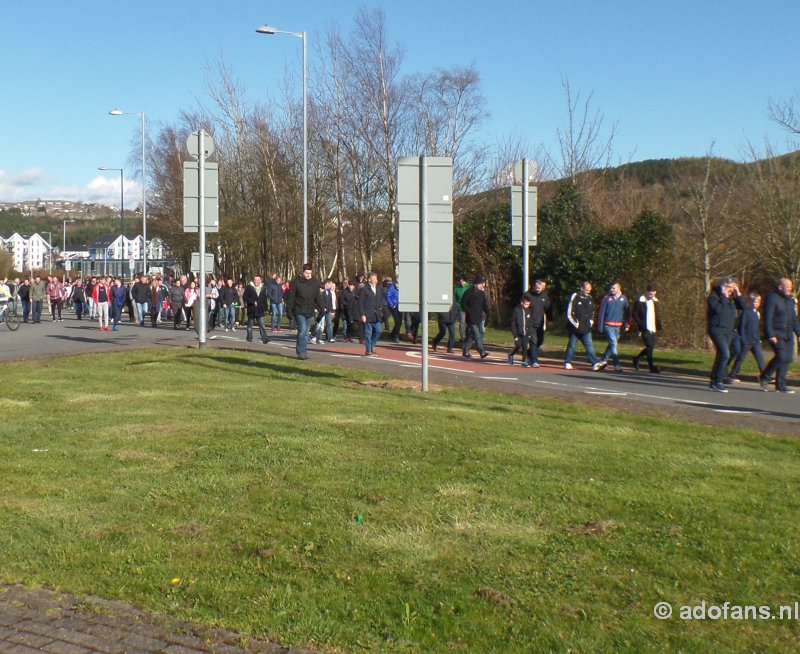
[0,169,140,207]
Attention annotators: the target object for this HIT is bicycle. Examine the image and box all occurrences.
[0,302,20,331]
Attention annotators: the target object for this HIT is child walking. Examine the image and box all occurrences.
[508,294,538,367]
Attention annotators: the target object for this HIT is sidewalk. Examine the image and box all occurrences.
[0,585,313,654]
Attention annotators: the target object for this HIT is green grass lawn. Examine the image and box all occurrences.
[1,348,799,652]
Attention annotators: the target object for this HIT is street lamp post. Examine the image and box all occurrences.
[45,231,52,274]
[256,24,308,263]
[109,109,147,274]
[62,219,75,276]
[98,167,124,235]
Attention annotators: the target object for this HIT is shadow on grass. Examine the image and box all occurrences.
[184,352,354,383]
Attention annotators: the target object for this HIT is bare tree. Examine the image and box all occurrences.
[742,142,800,291]
[768,94,800,136]
[343,7,410,274]
[410,66,490,197]
[674,153,740,294]
[549,78,617,182]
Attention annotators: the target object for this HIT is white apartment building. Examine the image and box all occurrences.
[0,232,52,271]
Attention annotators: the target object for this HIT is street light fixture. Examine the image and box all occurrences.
[98,166,124,235]
[256,24,308,263]
[109,109,147,274]
[45,231,53,274]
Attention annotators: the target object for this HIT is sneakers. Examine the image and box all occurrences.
[592,361,608,372]
[530,362,541,368]
[632,357,640,371]
[563,362,573,370]
[727,376,741,383]
[709,383,728,393]
[778,388,797,394]
[758,376,771,391]
[480,352,489,359]
[521,361,529,368]
[462,353,472,359]
[310,337,318,344]
[329,338,336,343]
[613,365,624,372]
[507,354,514,366]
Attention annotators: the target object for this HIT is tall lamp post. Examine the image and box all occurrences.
[98,167,124,235]
[256,24,308,263]
[62,219,75,276]
[45,231,53,274]
[109,109,147,274]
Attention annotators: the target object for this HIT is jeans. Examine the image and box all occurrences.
[247,315,269,343]
[110,303,122,326]
[364,320,382,353]
[74,300,84,320]
[463,323,485,356]
[601,326,621,366]
[32,300,42,323]
[270,302,284,330]
[432,319,455,351]
[389,306,401,339]
[49,298,62,320]
[295,314,312,357]
[224,305,236,330]
[762,338,795,391]
[22,301,30,323]
[730,341,766,377]
[564,330,599,365]
[710,332,733,386]
[635,331,657,370]
[136,301,149,325]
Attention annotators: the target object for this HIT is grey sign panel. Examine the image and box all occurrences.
[190,252,215,272]
[397,157,453,208]
[183,161,219,233]
[510,185,538,246]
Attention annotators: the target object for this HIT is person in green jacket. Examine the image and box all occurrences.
[453,274,471,343]
[29,275,47,324]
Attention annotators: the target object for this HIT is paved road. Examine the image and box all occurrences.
[1,315,797,436]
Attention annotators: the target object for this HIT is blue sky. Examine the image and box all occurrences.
[1,0,797,205]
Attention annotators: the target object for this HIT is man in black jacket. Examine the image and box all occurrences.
[286,263,324,359]
[358,271,385,356]
[526,278,552,352]
[632,285,663,373]
[219,278,238,332]
[707,276,745,392]
[461,275,490,359]
[243,275,270,344]
[759,278,800,393]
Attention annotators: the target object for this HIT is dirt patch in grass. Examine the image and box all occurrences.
[566,519,619,537]
[354,379,444,392]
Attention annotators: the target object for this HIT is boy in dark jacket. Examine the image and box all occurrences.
[728,293,765,382]
[461,276,489,359]
[509,294,538,367]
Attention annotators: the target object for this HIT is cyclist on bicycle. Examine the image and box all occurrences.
[0,282,11,324]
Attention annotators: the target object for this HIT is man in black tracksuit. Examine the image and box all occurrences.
[760,278,800,393]
[563,281,603,370]
[461,275,489,359]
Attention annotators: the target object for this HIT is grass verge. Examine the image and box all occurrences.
[1,348,799,652]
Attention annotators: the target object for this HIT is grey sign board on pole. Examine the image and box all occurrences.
[397,156,453,312]
[190,252,215,273]
[183,161,219,233]
[510,185,538,246]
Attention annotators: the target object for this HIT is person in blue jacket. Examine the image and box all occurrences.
[707,276,745,392]
[728,293,765,382]
[759,278,800,393]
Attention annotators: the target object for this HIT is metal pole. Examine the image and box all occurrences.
[521,158,529,293]
[198,129,207,349]
[63,220,67,253]
[420,156,429,393]
[302,31,308,263]
[120,169,124,236]
[141,112,147,275]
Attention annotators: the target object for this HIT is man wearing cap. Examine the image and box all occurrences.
[461,275,490,359]
[286,263,324,360]
[707,276,745,392]
[759,278,800,393]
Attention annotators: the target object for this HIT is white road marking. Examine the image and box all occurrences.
[480,376,518,381]
[585,391,628,396]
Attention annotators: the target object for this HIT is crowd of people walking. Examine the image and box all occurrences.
[1,269,797,392]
